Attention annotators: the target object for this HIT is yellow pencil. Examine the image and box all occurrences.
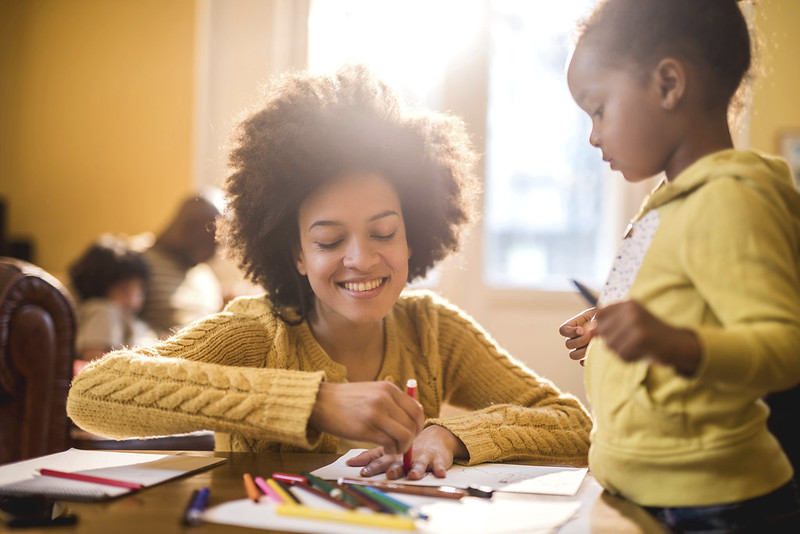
[266,478,297,504]
[275,504,417,530]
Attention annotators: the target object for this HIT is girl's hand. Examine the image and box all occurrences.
[346,425,468,480]
[594,300,701,376]
[309,381,424,455]
[558,308,596,364]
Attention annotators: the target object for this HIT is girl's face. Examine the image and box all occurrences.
[567,42,675,182]
[294,172,411,328]
[107,277,145,313]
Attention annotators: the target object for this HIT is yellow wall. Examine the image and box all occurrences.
[749,0,800,153]
[0,0,195,275]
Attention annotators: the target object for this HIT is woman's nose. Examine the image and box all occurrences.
[343,238,379,270]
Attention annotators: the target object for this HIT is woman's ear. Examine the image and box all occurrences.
[654,57,686,110]
[292,244,307,276]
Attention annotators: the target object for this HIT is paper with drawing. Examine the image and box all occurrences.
[312,448,588,496]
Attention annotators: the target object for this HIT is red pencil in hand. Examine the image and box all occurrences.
[403,378,418,475]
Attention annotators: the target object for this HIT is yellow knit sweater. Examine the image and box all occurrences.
[68,289,591,466]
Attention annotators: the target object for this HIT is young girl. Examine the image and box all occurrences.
[561,0,800,530]
[68,65,591,480]
[69,235,157,369]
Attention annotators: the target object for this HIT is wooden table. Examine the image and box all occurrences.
[0,451,667,533]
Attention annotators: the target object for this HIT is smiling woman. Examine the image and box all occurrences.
[67,65,592,481]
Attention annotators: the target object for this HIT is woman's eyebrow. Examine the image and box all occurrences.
[369,210,400,222]
[308,219,340,231]
[308,210,400,231]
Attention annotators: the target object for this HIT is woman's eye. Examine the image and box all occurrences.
[592,106,603,119]
[316,240,342,250]
[372,232,396,241]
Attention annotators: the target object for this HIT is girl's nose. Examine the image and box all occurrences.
[589,127,600,148]
[343,237,379,270]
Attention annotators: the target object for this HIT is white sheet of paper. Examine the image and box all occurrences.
[204,450,585,533]
[204,496,579,534]
[312,449,588,496]
[0,448,225,501]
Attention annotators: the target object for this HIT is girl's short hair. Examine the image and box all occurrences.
[69,235,149,301]
[217,64,479,316]
[576,0,752,107]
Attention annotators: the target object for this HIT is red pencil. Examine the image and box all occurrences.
[39,468,143,490]
[403,378,418,475]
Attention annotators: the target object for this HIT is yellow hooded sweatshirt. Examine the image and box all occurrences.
[586,149,800,507]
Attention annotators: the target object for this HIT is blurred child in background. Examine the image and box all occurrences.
[69,234,157,372]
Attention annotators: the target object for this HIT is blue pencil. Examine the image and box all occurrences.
[183,486,210,526]
[571,279,599,306]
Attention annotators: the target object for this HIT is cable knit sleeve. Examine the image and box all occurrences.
[67,307,325,449]
[411,293,592,467]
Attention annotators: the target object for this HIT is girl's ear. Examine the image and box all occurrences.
[292,244,307,276]
[654,58,686,110]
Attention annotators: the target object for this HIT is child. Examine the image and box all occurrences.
[560,0,800,530]
[67,65,592,480]
[69,235,157,369]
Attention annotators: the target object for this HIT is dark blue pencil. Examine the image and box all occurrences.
[571,279,599,306]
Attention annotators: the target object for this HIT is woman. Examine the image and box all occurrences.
[68,65,591,480]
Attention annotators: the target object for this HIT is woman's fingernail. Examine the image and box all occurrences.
[361,467,371,475]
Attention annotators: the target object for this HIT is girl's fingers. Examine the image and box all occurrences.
[569,348,587,361]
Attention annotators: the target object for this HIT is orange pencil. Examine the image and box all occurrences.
[243,472,261,502]
[403,378,418,475]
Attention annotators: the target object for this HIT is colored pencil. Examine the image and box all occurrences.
[275,504,416,530]
[39,468,143,490]
[338,477,466,499]
[403,378,418,474]
[243,473,260,502]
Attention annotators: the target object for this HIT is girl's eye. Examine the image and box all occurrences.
[592,106,603,119]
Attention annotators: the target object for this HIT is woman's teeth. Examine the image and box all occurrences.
[341,278,385,292]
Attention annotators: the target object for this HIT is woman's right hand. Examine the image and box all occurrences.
[558,308,596,365]
[308,381,424,455]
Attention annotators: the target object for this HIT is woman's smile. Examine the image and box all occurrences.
[339,277,389,293]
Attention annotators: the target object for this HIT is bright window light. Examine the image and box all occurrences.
[483,0,609,290]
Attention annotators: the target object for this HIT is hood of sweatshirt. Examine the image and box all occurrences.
[635,149,800,250]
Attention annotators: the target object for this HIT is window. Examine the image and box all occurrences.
[307,0,632,294]
[483,0,610,290]
[308,0,482,110]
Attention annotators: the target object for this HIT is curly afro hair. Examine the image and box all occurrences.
[217,64,479,318]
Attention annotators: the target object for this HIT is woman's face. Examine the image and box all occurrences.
[294,172,411,327]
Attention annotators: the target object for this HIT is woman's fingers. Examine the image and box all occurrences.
[310,381,424,455]
[345,447,384,467]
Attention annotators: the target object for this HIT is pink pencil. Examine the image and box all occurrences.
[39,468,143,490]
[254,476,284,504]
[403,378,418,475]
